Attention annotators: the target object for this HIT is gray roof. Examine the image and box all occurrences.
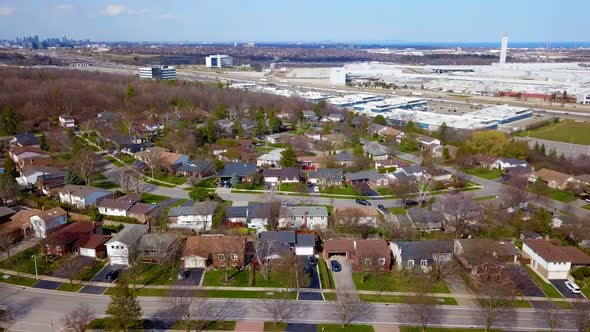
[335,151,355,162]
[218,162,257,178]
[263,167,300,179]
[394,240,453,261]
[138,233,177,251]
[107,224,148,246]
[58,185,112,199]
[0,206,16,218]
[280,206,328,218]
[296,234,315,247]
[12,133,39,146]
[248,203,272,220]
[401,165,424,174]
[226,206,248,219]
[391,171,414,183]
[344,170,385,182]
[260,231,296,244]
[21,165,62,177]
[363,142,389,156]
[367,123,387,132]
[168,201,218,217]
[177,159,214,174]
[407,207,444,224]
[308,168,343,182]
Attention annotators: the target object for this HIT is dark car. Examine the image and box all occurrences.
[224,182,232,188]
[377,204,387,212]
[330,260,342,272]
[308,256,318,265]
[218,181,226,187]
[404,199,419,208]
[355,198,371,206]
[177,270,191,280]
[105,269,120,281]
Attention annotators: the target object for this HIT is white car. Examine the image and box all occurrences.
[313,186,319,193]
[565,281,581,294]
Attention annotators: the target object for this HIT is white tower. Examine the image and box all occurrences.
[499,32,508,64]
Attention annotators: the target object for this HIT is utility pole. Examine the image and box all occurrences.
[31,255,38,280]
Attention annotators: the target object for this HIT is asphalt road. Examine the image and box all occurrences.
[1,283,586,331]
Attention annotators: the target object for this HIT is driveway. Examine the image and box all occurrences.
[504,266,545,297]
[50,256,94,278]
[32,280,62,290]
[353,182,380,197]
[298,256,322,301]
[550,279,586,299]
[92,264,126,283]
[177,267,204,285]
[329,256,356,299]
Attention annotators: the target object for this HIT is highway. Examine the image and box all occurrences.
[0,283,584,331]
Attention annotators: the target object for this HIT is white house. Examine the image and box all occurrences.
[97,195,141,217]
[167,201,218,232]
[105,224,148,265]
[490,158,528,170]
[279,206,328,229]
[17,165,63,187]
[294,234,315,256]
[58,115,76,128]
[522,239,571,280]
[58,185,113,209]
[29,207,68,238]
[257,148,284,168]
[263,167,300,185]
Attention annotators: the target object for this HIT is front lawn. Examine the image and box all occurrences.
[141,193,169,204]
[376,187,394,196]
[106,156,124,167]
[388,206,407,215]
[0,275,37,287]
[264,322,288,331]
[320,185,360,196]
[464,167,503,180]
[278,183,307,193]
[360,294,457,305]
[206,290,297,300]
[171,320,235,331]
[317,324,374,332]
[103,287,170,297]
[153,174,187,185]
[117,154,136,165]
[143,178,176,188]
[318,258,335,289]
[57,283,83,292]
[195,177,218,188]
[234,183,265,190]
[583,204,590,211]
[353,272,450,293]
[90,181,119,189]
[203,268,293,288]
[133,262,179,285]
[525,266,563,298]
[0,245,66,275]
[75,259,106,281]
[546,189,576,203]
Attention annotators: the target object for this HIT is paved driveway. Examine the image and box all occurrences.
[92,264,126,283]
[329,256,356,295]
[176,268,204,285]
[79,285,107,294]
[504,266,545,297]
[50,256,94,278]
[298,256,322,301]
[32,280,62,290]
[353,182,380,197]
[550,279,586,299]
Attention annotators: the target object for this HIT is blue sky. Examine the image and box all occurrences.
[0,0,587,42]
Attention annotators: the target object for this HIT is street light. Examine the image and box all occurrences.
[31,255,38,280]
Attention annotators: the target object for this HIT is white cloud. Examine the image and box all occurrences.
[0,6,15,16]
[103,4,125,16]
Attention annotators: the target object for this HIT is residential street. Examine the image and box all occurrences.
[1,283,586,331]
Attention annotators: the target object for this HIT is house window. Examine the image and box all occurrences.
[378,258,386,266]
[231,253,239,261]
[407,260,415,268]
[364,258,372,266]
[420,259,428,267]
[218,254,225,260]
[111,245,115,249]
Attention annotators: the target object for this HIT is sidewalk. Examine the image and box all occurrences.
[445,273,478,307]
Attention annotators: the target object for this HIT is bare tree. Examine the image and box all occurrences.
[389,180,411,204]
[141,148,164,178]
[61,303,95,332]
[276,252,310,289]
[502,175,529,210]
[574,305,590,332]
[72,149,102,185]
[60,256,82,287]
[119,167,144,194]
[0,233,15,261]
[475,270,515,332]
[168,288,214,332]
[330,288,369,327]
[414,176,433,205]
[261,194,283,231]
[0,306,14,331]
[406,274,435,332]
[212,237,244,284]
[124,243,142,291]
[0,176,19,205]
[439,193,480,238]
[253,237,278,281]
[260,291,297,326]
[359,253,382,284]
[544,305,561,332]
[428,249,456,283]
[381,215,416,241]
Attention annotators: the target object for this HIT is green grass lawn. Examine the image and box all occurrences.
[583,204,590,211]
[317,324,374,332]
[320,186,360,196]
[353,272,450,293]
[206,290,298,300]
[400,328,501,332]
[515,120,590,145]
[256,147,276,153]
[388,206,407,215]
[278,183,307,193]
[203,268,292,288]
[264,322,288,331]
[143,178,176,188]
[103,287,170,297]
[57,283,83,292]
[0,245,66,275]
[153,174,187,185]
[464,167,503,180]
[376,187,394,196]
[0,275,38,287]
[474,195,497,202]
[133,262,179,285]
[318,258,335,289]
[106,156,124,167]
[545,189,577,203]
[170,199,188,208]
[525,266,563,298]
[90,181,119,189]
[360,294,457,305]
[117,154,136,165]
[141,193,170,204]
[75,259,106,281]
[195,177,218,188]
[323,292,337,301]
[234,183,265,190]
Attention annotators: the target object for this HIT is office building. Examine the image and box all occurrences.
[138,66,176,80]
[205,55,233,68]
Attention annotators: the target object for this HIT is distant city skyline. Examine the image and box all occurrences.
[0,0,588,43]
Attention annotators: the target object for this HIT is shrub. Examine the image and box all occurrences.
[573,269,585,281]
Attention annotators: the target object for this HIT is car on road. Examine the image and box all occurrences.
[355,199,371,206]
[404,199,420,208]
[565,281,582,294]
[330,260,342,272]
[177,270,191,280]
[105,269,120,281]
[377,204,387,212]
[308,256,318,265]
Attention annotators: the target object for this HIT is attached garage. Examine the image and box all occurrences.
[80,248,96,258]
[323,239,355,261]
[76,234,110,259]
[183,256,207,268]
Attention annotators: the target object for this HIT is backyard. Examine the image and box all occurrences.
[514,120,590,145]
[352,272,451,293]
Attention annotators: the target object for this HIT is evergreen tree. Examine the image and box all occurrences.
[268,116,282,134]
[443,146,450,160]
[254,108,268,136]
[214,104,227,120]
[39,134,49,151]
[126,84,135,99]
[548,148,558,160]
[3,157,18,178]
[373,115,387,126]
[405,120,417,133]
[533,141,540,152]
[0,105,18,135]
[438,122,448,145]
[540,144,546,156]
[105,280,143,332]
[280,146,298,167]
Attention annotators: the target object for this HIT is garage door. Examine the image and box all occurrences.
[80,248,96,258]
[110,256,127,265]
[184,256,206,268]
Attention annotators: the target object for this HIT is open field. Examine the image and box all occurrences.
[515,120,590,145]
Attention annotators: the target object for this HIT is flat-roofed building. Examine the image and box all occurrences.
[138,66,176,80]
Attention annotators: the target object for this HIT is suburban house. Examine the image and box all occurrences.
[105,224,149,265]
[58,185,113,209]
[390,240,454,271]
[263,167,301,186]
[416,135,442,151]
[363,142,390,161]
[42,221,101,257]
[58,114,76,128]
[367,123,387,136]
[297,156,325,171]
[9,146,50,165]
[135,147,189,170]
[168,201,219,232]
[279,206,328,229]
[407,207,444,232]
[522,239,572,280]
[323,239,392,271]
[454,239,520,277]
[399,165,425,178]
[260,231,296,246]
[344,170,390,187]
[16,165,64,187]
[218,162,257,183]
[0,206,16,224]
[247,203,272,232]
[295,234,315,256]
[24,207,68,239]
[77,233,111,258]
[257,148,284,168]
[490,158,528,171]
[0,209,34,241]
[432,145,458,159]
[427,168,453,182]
[551,215,584,228]
[302,111,318,122]
[333,206,380,227]
[335,151,356,167]
[181,235,247,268]
[37,174,66,195]
[575,174,590,186]
[323,133,350,149]
[374,157,410,171]
[325,113,344,122]
[10,133,40,148]
[265,133,292,145]
[97,194,157,223]
[137,233,180,263]
[528,168,574,190]
[307,168,344,187]
[225,206,249,225]
[176,159,215,178]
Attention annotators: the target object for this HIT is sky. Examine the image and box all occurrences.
[0,0,587,43]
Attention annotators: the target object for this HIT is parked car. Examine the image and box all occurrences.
[218,181,226,187]
[355,198,371,206]
[377,204,386,212]
[313,186,319,193]
[330,260,342,272]
[565,281,581,294]
[177,270,191,280]
[105,269,120,281]
[308,256,318,265]
[224,182,232,188]
[404,199,419,208]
